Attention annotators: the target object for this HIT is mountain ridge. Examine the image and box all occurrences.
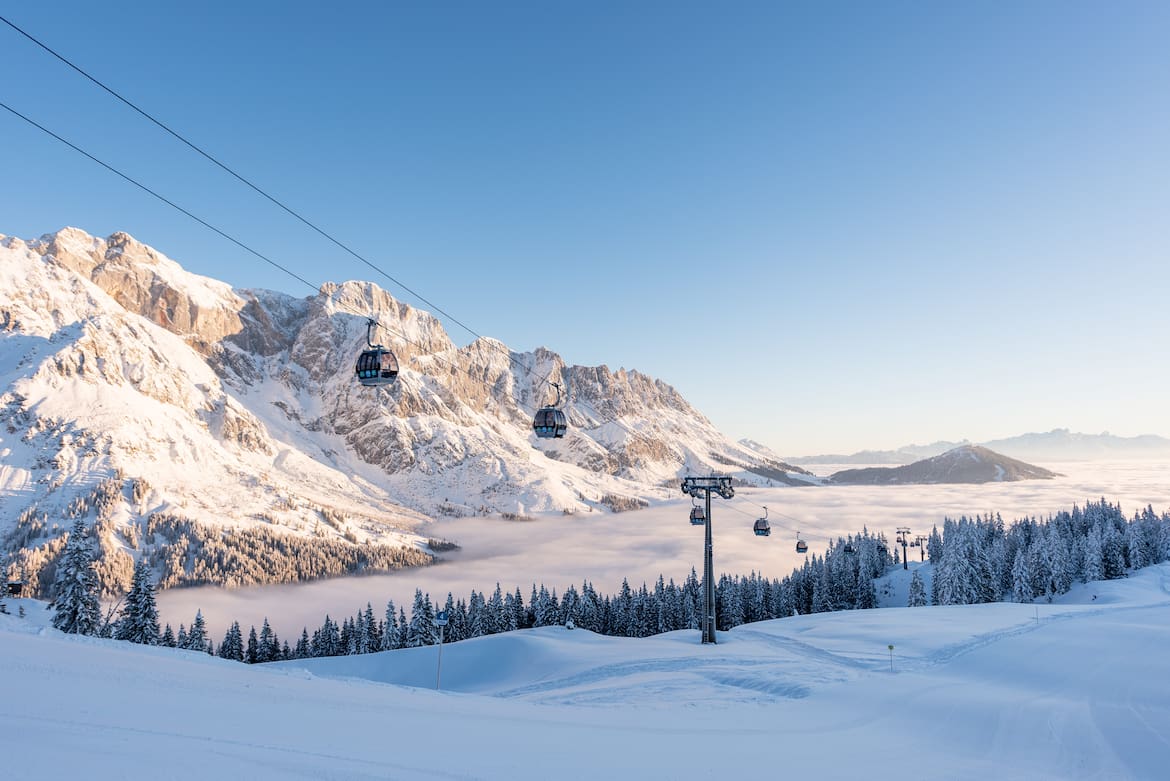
[1,227,798,595]
[828,445,1059,485]
[783,429,1170,465]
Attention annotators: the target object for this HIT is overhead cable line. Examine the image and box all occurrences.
[0,99,552,419]
[0,13,548,389]
[0,13,787,513]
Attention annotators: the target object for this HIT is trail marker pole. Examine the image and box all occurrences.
[888,644,895,672]
[433,610,449,690]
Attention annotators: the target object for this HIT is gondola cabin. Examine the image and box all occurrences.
[753,518,771,536]
[533,407,568,439]
[689,507,706,525]
[355,347,399,387]
[796,539,808,554]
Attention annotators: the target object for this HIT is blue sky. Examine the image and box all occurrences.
[2,2,1167,455]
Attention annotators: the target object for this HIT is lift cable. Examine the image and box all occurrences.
[0,98,557,420]
[0,13,552,391]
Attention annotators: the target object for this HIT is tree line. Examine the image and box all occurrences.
[42,499,1170,663]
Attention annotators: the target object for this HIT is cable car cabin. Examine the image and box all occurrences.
[355,347,399,387]
[533,407,568,439]
[753,518,771,537]
[796,539,809,554]
[690,507,706,525]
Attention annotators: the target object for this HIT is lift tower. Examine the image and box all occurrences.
[681,476,735,644]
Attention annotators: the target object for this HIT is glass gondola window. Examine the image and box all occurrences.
[533,382,568,439]
[355,319,399,387]
[753,507,770,536]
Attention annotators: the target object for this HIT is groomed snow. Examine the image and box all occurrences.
[4,565,1169,779]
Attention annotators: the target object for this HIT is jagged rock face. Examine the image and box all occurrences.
[32,228,247,355]
[1,228,789,567]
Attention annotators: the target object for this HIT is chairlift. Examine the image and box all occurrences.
[533,382,568,439]
[355,319,399,387]
[753,507,771,537]
[795,531,808,554]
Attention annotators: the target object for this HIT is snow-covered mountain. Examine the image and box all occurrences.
[787,429,1170,465]
[829,445,1058,485]
[0,228,798,595]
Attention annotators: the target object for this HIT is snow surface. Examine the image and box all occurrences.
[4,565,1170,779]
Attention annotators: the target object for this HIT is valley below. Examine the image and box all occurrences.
[156,459,1170,640]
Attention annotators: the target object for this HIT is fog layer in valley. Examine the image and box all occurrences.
[157,460,1170,638]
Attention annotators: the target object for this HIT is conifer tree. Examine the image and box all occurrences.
[907,570,927,607]
[246,625,259,663]
[258,618,276,662]
[114,559,160,645]
[1011,548,1033,603]
[186,610,208,651]
[381,601,398,651]
[51,520,102,636]
[294,628,310,659]
[219,621,244,662]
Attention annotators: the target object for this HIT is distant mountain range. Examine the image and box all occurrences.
[829,445,1058,485]
[784,429,1170,465]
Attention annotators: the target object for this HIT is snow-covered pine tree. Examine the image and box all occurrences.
[395,607,408,649]
[246,625,259,663]
[487,585,505,634]
[50,519,102,635]
[294,628,310,659]
[908,570,927,607]
[219,621,244,661]
[114,559,160,644]
[1010,548,1033,602]
[381,600,398,650]
[186,610,208,651]
[258,618,276,662]
[407,589,435,647]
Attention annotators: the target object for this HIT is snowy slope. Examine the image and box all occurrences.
[1,228,797,594]
[3,565,1169,779]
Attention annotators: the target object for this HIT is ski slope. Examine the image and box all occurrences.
[3,565,1169,779]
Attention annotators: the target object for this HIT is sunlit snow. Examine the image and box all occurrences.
[4,564,1169,779]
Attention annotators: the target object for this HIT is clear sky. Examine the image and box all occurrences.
[1,1,1167,455]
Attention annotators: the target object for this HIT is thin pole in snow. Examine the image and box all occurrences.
[436,623,444,689]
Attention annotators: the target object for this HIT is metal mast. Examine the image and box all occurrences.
[681,476,735,644]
